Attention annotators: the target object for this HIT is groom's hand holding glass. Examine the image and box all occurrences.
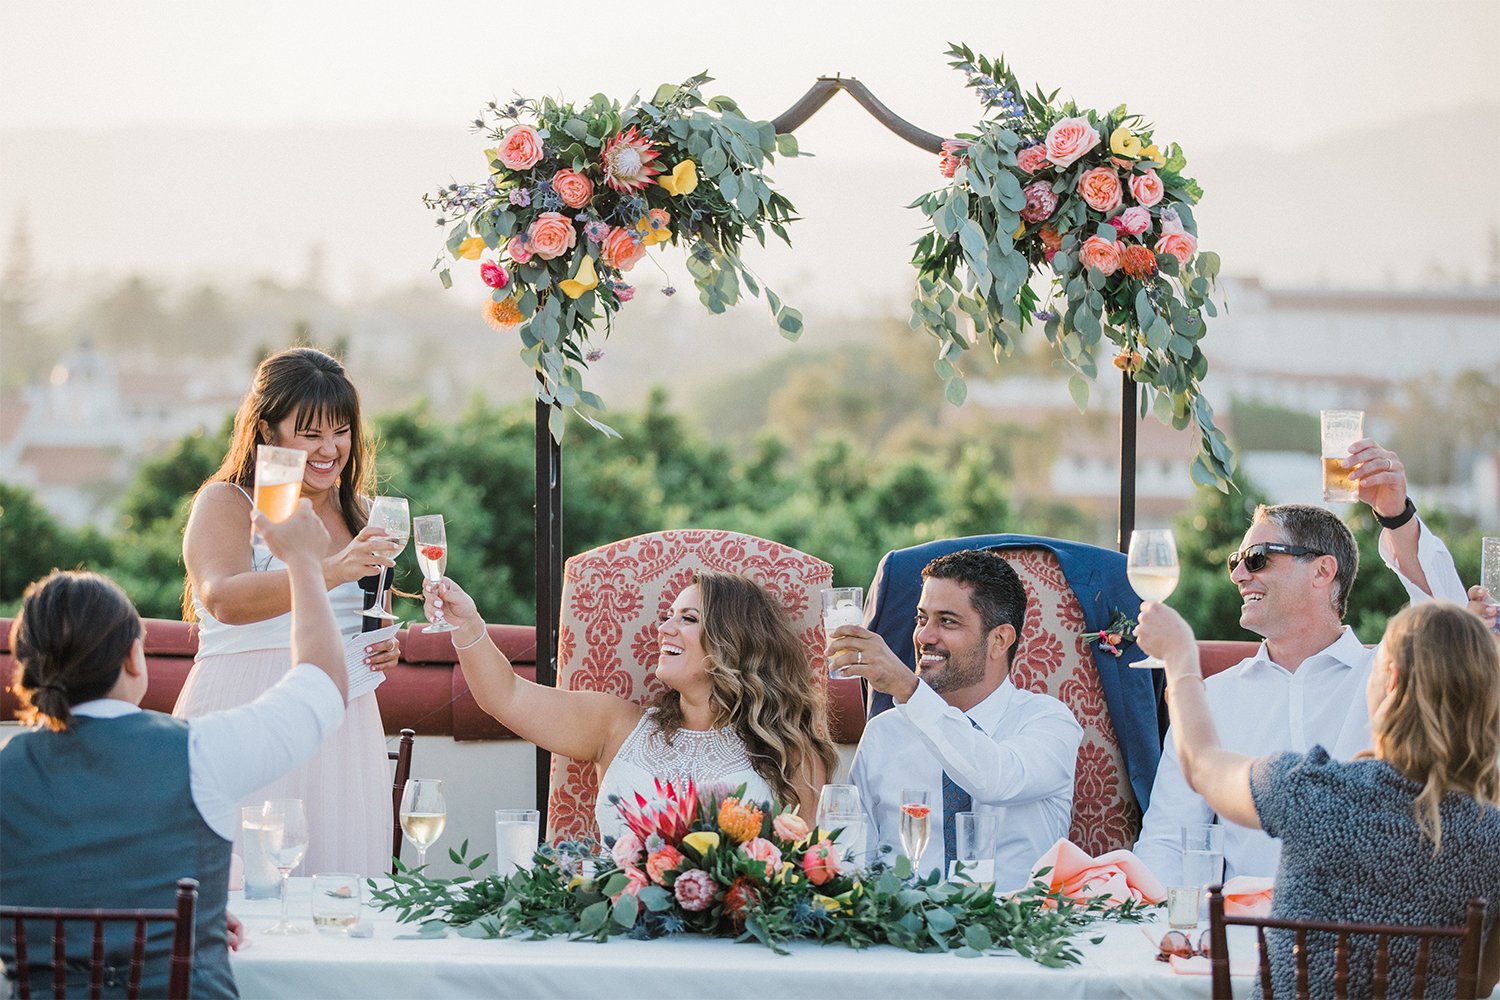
[824,626,917,702]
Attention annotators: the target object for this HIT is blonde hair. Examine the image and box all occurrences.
[652,572,839,807]
[1373,602,1500,851]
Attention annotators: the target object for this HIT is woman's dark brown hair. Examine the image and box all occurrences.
[11,570,142,732]
[182,347,373,618]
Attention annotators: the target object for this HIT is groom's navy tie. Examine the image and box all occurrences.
[941,715,984,872]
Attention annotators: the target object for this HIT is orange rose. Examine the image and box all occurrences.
[1077,167,1123,214]
[1129,169,1165,208]
[599,226,646,271]
[497,124,543,171]
[1044,116,1101,168]
[551,169,594,210]
[1079,236,1123,276]
[526,212,577,261]
[1039,225,1064,251]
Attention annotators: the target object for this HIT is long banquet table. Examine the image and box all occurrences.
[228,879,1255,1000]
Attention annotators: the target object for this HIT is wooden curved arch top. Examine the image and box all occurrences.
[771,76,945,154]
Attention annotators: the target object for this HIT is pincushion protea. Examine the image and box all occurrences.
[600,127,662,193]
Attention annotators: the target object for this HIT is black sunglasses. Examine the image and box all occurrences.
[1227,542,1328,574]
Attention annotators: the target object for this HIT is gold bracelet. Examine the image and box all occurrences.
[453,627,489,651]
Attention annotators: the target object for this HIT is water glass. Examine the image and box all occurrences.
[1320,409,1364,502]
[1481,537,1500,633]
[1167,885,1201,929]
[815,784,865,873]
[821,588,864,678]
[494,808,540,877]
[1181,823,1224,918]
[311,873,362,934]
[949,811,997,883]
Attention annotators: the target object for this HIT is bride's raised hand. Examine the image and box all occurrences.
[323,524,396,587]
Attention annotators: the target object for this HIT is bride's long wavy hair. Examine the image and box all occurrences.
[651,571,838,808]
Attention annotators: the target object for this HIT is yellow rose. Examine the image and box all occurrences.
[1140,143,1165,168]
[657,160,699,196]
[455,237,486,260]
[559,254,598,299]
[682,831,721,855]
[1109,127,1143,159]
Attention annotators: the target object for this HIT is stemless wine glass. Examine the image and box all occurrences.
[898,788,932,871]
[815,784,865,872]
[411,515,458,634]
[1127,528,1180,670]
[259,799,310,935]
[365,496,410,620]
[398,778,447,868]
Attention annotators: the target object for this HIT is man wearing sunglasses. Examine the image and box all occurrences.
[1133,440,1467,885]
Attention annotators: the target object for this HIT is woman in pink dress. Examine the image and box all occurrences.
[174,347,401,875]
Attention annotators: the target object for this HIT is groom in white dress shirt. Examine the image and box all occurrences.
[1133,440,1467,884]
[827,549,1082,891]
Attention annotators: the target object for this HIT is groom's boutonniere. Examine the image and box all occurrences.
[1080,611,1137,657]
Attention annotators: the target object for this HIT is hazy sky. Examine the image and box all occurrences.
[5,1,1493,140]
[2,0,1497,308]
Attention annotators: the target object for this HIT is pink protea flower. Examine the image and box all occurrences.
[738,837,783,880]
[600,127,662,193]
[673,869,716,912]
[617,778,697,845]
[1019,181,1058,223]
[583,219,611,244]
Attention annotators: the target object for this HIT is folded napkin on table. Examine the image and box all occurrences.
[1219,875,1273,917]
[1029,838,1166,905]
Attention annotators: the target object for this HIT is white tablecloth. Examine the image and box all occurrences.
[227,880,1256,1000]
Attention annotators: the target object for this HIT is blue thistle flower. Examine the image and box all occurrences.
[658,913,686,935]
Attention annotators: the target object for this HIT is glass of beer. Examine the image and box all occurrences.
[1320,410,1364,503]
[1482,537,1500,634]
[254,445,307,523]
[821,587,864,678]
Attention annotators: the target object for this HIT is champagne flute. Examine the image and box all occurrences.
[398,778,447,868]
[260,799,310,935]
[1127,528,1180,670]
[412,515,458,634]
[365,496,410,620]
[898,788,931,872]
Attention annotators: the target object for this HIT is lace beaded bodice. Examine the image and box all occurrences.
[594,708,774,843]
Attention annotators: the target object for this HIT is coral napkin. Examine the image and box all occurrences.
[1029,838,1166,905]
[1220,875,1274,917]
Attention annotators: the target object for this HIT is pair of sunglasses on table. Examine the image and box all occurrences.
[1156,928,1214,962]
[1226,542,1328,574]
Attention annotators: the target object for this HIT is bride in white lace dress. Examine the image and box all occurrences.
[422,571,837,843]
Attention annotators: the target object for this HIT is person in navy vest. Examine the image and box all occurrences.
[1,502,348,999]
[829,549,1082,891]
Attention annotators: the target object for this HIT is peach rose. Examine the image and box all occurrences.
[506,235,534,265]
[1019,181,1058,223]
[551,169,594,210]
[497,124,544,171]
[1080,236,1124,276]
[1039,224,1064,251]
[1110,206,1152,237]
[1016,144,1050,174]
[1120,243,1159,280]
[772,812,810,843]
[1077,167,1123,214]
[526,212,577,261]
[739,837,783,881]
[600,226,646,271]
[801,839,839,886]
[611,830,644,868]
[1044,116,1101,169]
[1129,169,1165,208]
[1155,231,1198,267]
[646,845,685,886]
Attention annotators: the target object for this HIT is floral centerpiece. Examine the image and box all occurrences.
[911,45,1235,490]
[425,75,803,439]
[371,779,1141,966]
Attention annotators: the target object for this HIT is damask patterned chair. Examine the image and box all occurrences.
[864,534,1160,856]
[544,529,833,842]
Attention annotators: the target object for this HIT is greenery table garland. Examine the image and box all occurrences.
[372,781,1143,966]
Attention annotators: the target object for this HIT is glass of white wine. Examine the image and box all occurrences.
[1127,528,1180,670]
[398,778,447,869]
[898,787,931,874]
[365,496,410,620]
[412,514,458,634]
[259,799,310,935]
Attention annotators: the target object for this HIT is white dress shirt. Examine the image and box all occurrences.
[1133,518,1467,883]
[71,663,344,841]
[849,677,1083,891]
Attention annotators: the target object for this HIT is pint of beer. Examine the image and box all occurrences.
[1320,410,1363,503]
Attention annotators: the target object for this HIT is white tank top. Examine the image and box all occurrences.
[191,487,366,655]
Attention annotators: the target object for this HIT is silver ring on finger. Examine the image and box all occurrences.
[856,651,863,665]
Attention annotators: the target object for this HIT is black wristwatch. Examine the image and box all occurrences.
[1374,496,1417,530]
